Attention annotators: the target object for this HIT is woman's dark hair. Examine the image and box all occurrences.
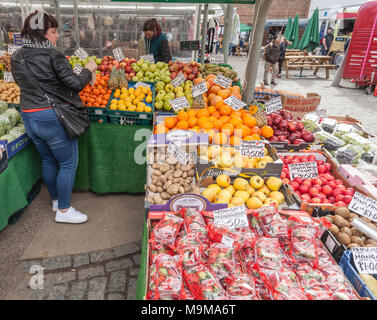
[143,19,158,32]
[21,10,58,42]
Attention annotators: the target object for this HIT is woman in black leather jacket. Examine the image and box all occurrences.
[11,11,97,224]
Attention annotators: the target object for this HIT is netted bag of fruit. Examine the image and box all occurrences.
[251,206,288,241]
[253,237,283,270]
[150,212,184,250]
[177,234,203,268]
[181,208,208,242]
[225,274,260,300]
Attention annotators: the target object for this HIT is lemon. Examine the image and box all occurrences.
[128,105,136,111]
[137,102,146,109]
[144,106,152,113]
[141,86,149,94]
[121,87,127,94]
[134,88,142,96]
[136,105,144,112]
[133,99,140,105]
[125,101,132,108]
[113,89,121,99]
[129,94,136,101]
[118,104,127,111]
[120,93,128,100]
[145,96,153,103]
[110,104,117,110]
[128,87,135,94]
[111,99,118,105]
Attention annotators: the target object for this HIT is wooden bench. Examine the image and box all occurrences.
[285,55,335,79]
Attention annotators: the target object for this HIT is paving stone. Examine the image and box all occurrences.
[19,259,42,273]
[130,267,140,277]
[46,284,69,300]
[78,266,105,280]
[42,256,71,271]
[132,254,141,266]
[44,271,76,286]
[126,277,138,300]
[90,249,115,263]
[108,270,127,292]
[73,253,90,268]
[105,258,133,273]
[112,242,140,258]
[30,288,49,300]
[87,276,107,300]
[107,293,124,300]
[67,281,88,300]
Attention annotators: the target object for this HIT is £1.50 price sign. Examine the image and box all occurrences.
[288,161,319,180]
[213,205,249,230]
[240,140,265,158]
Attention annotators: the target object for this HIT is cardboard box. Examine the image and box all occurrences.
[0,147,8,174]
[0,133,31,159]
[280,93,321,119]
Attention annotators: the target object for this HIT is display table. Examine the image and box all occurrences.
[0,143,42,231]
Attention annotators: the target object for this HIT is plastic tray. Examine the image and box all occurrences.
[107,81,155,126]
[87,107,108,123]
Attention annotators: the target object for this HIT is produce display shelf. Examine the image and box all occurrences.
[339,250,376,300]
[87,106,108,123]
[107,81,155,126]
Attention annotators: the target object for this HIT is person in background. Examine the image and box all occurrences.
[344,37,351,53]
[321,27,333,56]
[11,11,97,224]
[138,18,172,63]
[277,36,291,78]
[263,35,280,85]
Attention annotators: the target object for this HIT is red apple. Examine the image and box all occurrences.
[317,193,325,201]
[343,195,353,204]
[335,194,345,202]
[336,185,346,192]
[291,181,300,190]
[328,196,336,204]
[282,178,290,185]
[323,199,331,204]
[332,189,343,197]
[300,156,309,163]
[303,180,312,188]
[334,179,344,186]
[281,172,287,179]
[324,163,332,172]
[294,177,303,184]
[334,201,347,207]
[344,188,355,196]
[295,190,302,197]
[322,185,332,196]
[318,165,327,173]
[309,187,320,197]
[301,194,311,202]
[320,177,328,185]
[311,198,322,204]
[288,121,298,131]
[308,155,316,162]
[297,122,305,131]
[328,181,337,189]
[312,184,323,190]
[299,185,309,194]
[312,178,323,186]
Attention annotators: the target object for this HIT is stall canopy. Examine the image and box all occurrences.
[298,8,319,52]
[284,17,292,38]
[240,23,252,32]
[288,14,300,49]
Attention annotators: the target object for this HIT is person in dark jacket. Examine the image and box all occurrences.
[138,19,172,63]
[277,36,291,78]
[321,28,334,56]
[11,11,97,224]
[263,35,280,85]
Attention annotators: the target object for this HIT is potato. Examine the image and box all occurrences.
[348,243,360,248]
[159,175,167,184]
[340,227,352,237]
[351,227,364,237]
[148,185,157,193]
[160,192,170,200]
[350,236,363,246]
[366,239,377,246]
[325,215,333,224]
[336,233,351,246]
[329,225,340,236]
[335,207,350,219]
[333,215,350,228]
[173,170,182,178]
[349,212,358,219]
[156,187,163,194]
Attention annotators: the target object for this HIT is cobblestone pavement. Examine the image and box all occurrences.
[7,241,141,300]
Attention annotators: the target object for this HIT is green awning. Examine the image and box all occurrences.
[112,0,255,3]
[240,24,252,33]
[298,8,320,52]
[284,17,292,39]
[288,14,300,49]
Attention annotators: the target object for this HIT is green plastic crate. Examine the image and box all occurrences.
[87,106,108,123]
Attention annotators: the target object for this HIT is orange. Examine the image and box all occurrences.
[191,125,200,132]
[193,78,204,85]
[221,123,234,136]
[219,115,230,124]
[230,111,242,118]
[229,135,241,145]
[249,105,258,115]
[235,124,252,138]
[165,117,177,129]
[215,100,225,109]
[242,114,257,128]
[230,116,243,128]
[261,126,274,138]
[250,127,261,135]
[187,109,197,118]
[251,134,261,140]
[200,120,214,130]
[176,120,189,130]
[188,117,198,128]
[213,132,228,145]
[207,105,217,115]
[196,109,210,118]
[177,110,189,121]
[232,92,242,100]
[209,85,221,95]
[210,95,223,107]
[212,111,221,119]
[208,93,216,102]
[206,75,216,86]
[208,116,217,123]
[213,119,224,130]
[231,85,241,94]
[217,89,231,100]
[243,135,255,141]
[219,104,232,116]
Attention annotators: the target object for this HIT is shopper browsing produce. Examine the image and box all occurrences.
[263,35,280,86]
[10,11,98,224]
[138,18,172,63]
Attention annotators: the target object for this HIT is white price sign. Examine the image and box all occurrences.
[209,54,224,64]
[171,73,186,87]
[3,72,14,82]
[315,109,327,118]
[167,141,191,165]
[141,54,155,63]
[213,205,249,229]
[224,96,247,111]
[240,140,265,158]
[112,47,125,62]
[288,161,319,180]
[74,47,89,60]
[214,74,232,88]
[191,81,207,98]
[7,45,20,55]
[73,64,83,75]
[348,192,377,223]
[0,50,5,57]
[265,97,283,114]
[170,96,190,112]
[351,247,377,274]
[134,82,151,89]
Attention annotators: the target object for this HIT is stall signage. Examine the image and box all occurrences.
[4,72,14,82]
[167,141,191,165]
[351,247,377,274]
[171,73,186,87]
[141,54,155,64]
[240,140,265,158]
[209,53,224,64]
[7,45,20,55]
[74,47,89,60]
[191,81,208,98]
[288,161,319,180]
[73,64,83,75]
[169,96,190,112]
[224,95,247,111]
[314,109,327,118]
[213,205,249,229]
[134,82,151,89]
[112,47,125,62]
[265,96,283,114]
[214,74,232,88]
[348,192,377,223]
[180,40,200,51]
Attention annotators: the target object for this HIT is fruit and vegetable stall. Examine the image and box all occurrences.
[1,49,377,301]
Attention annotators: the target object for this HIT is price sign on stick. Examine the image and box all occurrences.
[265,97,283,114]
[224,96,247,111]
[73,65,83,75]
[240,140,265,158]
[112,47,125,62]
[141,54,154,63]
[74,47,89,60]
[214,74,232,88]
[209,53,224,64]
[191,81,208,98]
[351,247,377,274]
[169,96,190,112]
[4,72,14,82]
[348,192,377,223]
[171,73,186,87]
[213,205,249,229]
[167,141,191,165]
[288,161,319,180]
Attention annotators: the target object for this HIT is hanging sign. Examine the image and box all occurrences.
[288,161,319,180]
[224,95,247,111]
[265,97,283,114]
[134,82,151,89]
[191,81,208,98]
[112,47,125,62]
[351,247,377,274]
[74,47,89,60]
[73,65,83,75]
[348,192,377,223]
[7,45,20,55]
[214,74,232,88]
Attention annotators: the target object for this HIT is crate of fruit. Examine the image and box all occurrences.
[87,106,108,123]
[107,81,155,126]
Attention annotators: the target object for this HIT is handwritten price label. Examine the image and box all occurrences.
[288,161,319,180]
[191,81,208,98]
[214,74,232,88]
[7,45,20,55]
[224,96,247,111]
[240,140,265,158]
[351,247,377,274]
[112,47,125,62]
[213,205,249,229]
[348,192,377,223]
[265,97,283,114]
[209,53,224,64]
[141,54,154,64]
[170,96,190,112]
[4,72,14,82]
[73,65,83,75]
[134,82,151,89]
[74,47,89,60]
[167,141,191,165]
[171,73,186,87]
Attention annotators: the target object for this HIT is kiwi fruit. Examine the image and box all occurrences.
[335,207,350,219]
[366,239,377,246]
[348,243,360,248]
[329,225,340,236]
[333,215,350,228]
[349,212,358,219]
[351,227,364,237]
[340,227,352,237]
[336,233,351,246]
[350,236,363,246]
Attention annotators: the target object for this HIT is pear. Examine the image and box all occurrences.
[230,196,245,206]
[201,188,217,203]
[253,191,267,203]
[233,178,249,191]
[246,197,263,209]
[216,174,231,188]
[266,177,283,191]
[234,191,250,202]
[269,191,285,205]
[258,185,271,197]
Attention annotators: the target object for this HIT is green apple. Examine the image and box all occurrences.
[150,64,157,72]
[132,76,139,81]
[132,64,140,72]
[141,63,149,72]
[136,71,144,79]
[162,76,171,84]
[158,90,166,96]
[165,84,174,93]
[154,76,161,82]
[185,93,193,100]
[145,71,153,78]
[156,62,165,69]
[137,59,144,67]
[188,98,194,106]
[95,58,102,65]
[143,77,150,82]
[167,92,176,100]
[163,100,172,111]
[155,94,164,102]
[155,101,163,109]
[157,81,165,88]
[176,92,185,98]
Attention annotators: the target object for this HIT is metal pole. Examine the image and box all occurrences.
[200,4,208,64]
[243,0,273,104]
[73,0,80,48]
[194,4,202,62]
[222,4,234,64]
[53,0,63,50]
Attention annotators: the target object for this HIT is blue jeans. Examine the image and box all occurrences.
[21,108,78,210]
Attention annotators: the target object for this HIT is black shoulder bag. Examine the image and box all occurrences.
[20,49,90,140]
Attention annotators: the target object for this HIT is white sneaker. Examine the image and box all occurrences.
[55,207,88,224]
[52,200,58,212]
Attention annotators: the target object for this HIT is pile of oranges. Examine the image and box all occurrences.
[79,74,111,108]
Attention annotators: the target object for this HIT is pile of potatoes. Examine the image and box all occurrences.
[0,54,11,71]
[326,207,377,248]
[0,81,20,104]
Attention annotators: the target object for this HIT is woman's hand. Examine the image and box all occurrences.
[85,59,98,73]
